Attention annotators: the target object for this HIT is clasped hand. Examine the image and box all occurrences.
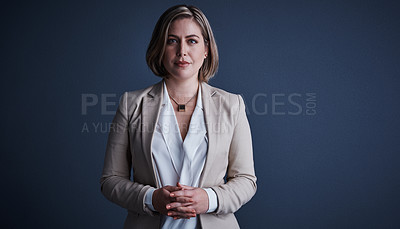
[152,182,209,220]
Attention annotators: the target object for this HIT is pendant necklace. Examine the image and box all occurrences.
[169,93,196,112]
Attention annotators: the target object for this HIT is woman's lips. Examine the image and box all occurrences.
[175,61,190,67]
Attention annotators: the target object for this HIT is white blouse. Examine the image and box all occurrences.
[144,82,217,228]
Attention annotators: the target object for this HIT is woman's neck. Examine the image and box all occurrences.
[165,77,199,99]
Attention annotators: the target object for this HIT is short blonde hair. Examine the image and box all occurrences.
[146,5,219,82]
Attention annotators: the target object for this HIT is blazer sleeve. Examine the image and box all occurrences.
[212,95,257,214]
[100,92,154,215]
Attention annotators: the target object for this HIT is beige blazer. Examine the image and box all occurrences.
[100,81,257,228]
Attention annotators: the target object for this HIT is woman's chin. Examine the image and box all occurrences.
[167,73,198,82]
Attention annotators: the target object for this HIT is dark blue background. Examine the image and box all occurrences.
[1,0,400,228]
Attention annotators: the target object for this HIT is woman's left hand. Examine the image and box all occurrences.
[167,182,209,219]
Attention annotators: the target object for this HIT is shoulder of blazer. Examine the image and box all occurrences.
[118,81,163,121]
[124,81,163,103]
[201,82,243,113]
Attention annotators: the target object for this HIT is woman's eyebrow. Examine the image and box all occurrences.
[168,34,200,39]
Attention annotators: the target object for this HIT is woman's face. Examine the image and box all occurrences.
[162,18,208,82]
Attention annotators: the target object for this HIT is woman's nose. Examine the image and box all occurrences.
[177,42,187,57]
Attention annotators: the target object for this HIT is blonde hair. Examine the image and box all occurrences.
[146,5,219,82]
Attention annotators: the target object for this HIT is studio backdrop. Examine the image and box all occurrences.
[1,0,400,228]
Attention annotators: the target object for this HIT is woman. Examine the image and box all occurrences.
[100,5,256,229]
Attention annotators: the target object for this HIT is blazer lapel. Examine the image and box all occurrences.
[141,81,163,186]
[157,83,183,178]
[199,82,220,187]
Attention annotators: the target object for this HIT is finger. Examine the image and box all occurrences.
[174,196,193,203]
[168,208,196,216]
[170,190,192,198]
[163,186,182,192]
[177,182,195,190]
[167,209,196,219]
[170,205,196,214]
[166,201,193,210]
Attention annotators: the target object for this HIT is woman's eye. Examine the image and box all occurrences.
[167,39,177,44]
[189,39,198,44]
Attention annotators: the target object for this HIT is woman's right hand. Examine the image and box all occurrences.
[152,186,196,219]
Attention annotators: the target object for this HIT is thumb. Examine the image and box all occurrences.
[177,182,194,190]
